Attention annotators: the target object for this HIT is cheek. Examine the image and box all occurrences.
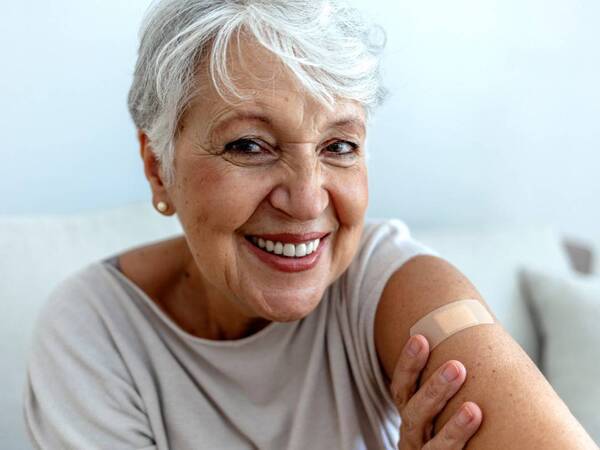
[174,161,270,232]
[326,165,368,278]
[329,165,369,225]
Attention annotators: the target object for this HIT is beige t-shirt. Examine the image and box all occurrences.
[23,219,438,450]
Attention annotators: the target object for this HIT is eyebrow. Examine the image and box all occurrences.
[210,111,366,137]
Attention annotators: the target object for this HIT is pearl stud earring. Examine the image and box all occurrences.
[156,201,168,213]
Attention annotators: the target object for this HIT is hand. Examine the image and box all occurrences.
[391,334,483,449]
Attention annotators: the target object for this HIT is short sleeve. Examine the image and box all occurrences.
[336,219,440,443]
[22,275,157,450]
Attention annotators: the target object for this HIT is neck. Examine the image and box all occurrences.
[164,239,272,341]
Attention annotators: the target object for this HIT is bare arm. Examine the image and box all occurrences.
[375,254,598,449]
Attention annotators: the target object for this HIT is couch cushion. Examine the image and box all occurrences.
[1,201,182,450]
[410,223,573,366]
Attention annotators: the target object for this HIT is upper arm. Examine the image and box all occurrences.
[374,254,597,449]
[23,280,157,450]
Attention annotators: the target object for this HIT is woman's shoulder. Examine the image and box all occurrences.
[333,218,440,315]
[34,236,185,338]
[29,260,125,359]
[40,259,114,318]
[332,218,441,322]
[353,218,439,271]
[115,234,188,302]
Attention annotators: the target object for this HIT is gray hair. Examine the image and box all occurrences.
[128,0,388,186]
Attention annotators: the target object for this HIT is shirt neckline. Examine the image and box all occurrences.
[98,260,285,348]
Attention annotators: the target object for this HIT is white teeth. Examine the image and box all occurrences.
[283,243,295,257]
[250,236,322,258]
[296,243,307,257]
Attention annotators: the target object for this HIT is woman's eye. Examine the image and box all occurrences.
[223,138,264,155]
[325,140,359,156]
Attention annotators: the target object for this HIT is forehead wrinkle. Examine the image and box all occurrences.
[211,111,273,136]
[208,103,365,141]
[190,35,367,141]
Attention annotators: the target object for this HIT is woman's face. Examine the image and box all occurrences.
[155,39,368,324]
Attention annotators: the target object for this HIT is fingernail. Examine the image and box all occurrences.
[455,405,473,426]
[406,337,421,357]
[441,363,460,382]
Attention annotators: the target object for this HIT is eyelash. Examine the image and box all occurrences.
[326,140,359,156]
[222,138,265,155]
[222,138,359,157]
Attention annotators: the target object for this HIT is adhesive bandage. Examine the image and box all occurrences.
[409,299,495,351]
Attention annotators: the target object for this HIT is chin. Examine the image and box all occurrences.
[253,287,326,322]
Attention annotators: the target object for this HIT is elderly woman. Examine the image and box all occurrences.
[23,1,597,449]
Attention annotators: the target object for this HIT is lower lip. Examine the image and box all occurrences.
[242,235,329,273]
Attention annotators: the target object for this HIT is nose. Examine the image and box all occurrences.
[269,158,329,221]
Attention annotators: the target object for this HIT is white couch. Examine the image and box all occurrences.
[0,202,582,449]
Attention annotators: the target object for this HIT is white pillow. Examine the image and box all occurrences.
[520,268,600,445]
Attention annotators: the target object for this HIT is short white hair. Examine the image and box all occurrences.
[128,0,388,186]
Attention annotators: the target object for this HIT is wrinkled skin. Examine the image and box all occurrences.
[141,36,369,340]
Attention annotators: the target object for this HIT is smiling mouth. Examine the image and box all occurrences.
[245,235,325,258]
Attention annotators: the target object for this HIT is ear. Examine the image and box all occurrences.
[138,130,175,215]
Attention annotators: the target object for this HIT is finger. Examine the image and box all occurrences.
[400,360,467,445]
[422,401,483,450]
[390,335,430,409]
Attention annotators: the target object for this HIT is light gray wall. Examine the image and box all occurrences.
[2,0,599,247]
[1,1,149,215]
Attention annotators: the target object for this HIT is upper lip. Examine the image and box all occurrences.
[246,232,329,244]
